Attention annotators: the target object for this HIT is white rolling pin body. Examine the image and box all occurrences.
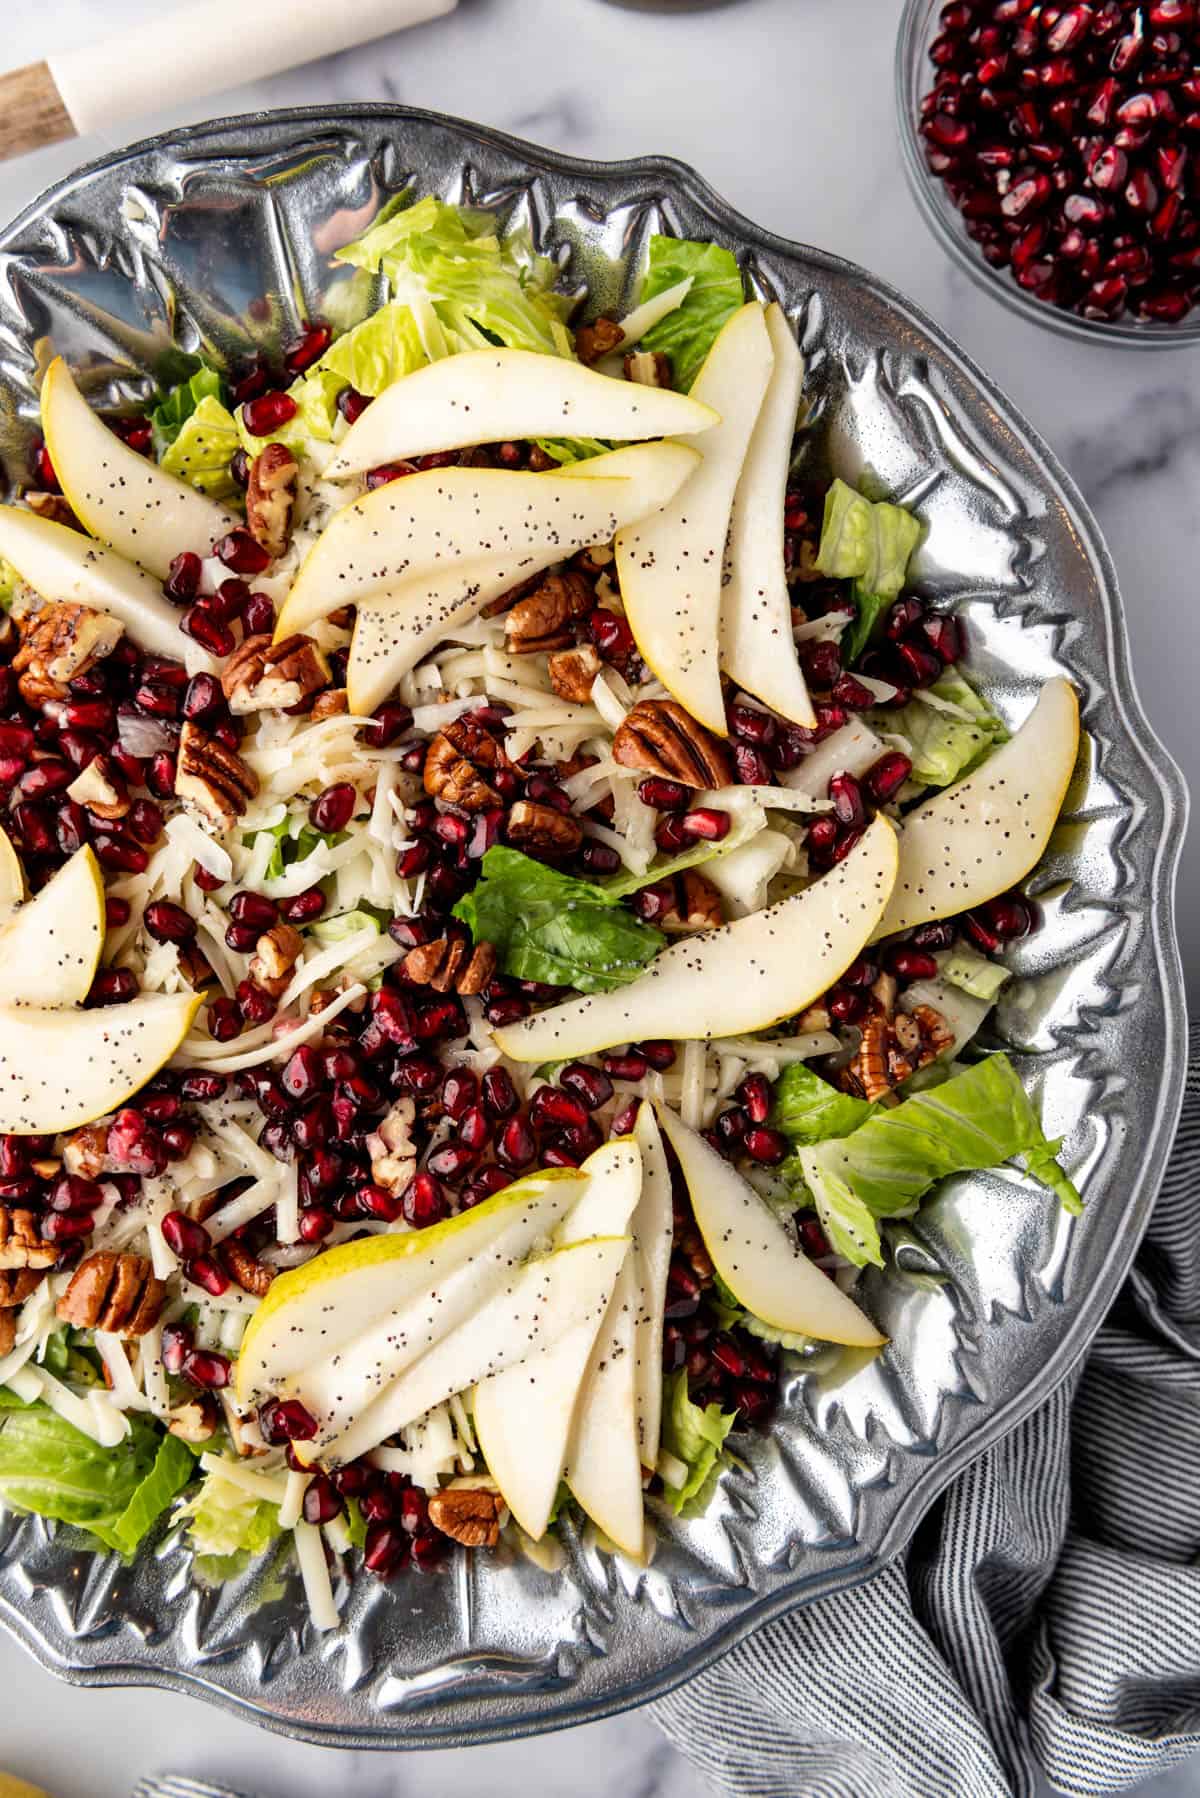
[48,0,457,137]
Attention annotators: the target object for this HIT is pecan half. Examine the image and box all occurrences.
[221,631,330,715]
[249,922,303,997]
[176,721,259,831]
[0,1313,13,1356]
[402,932,496,997]
[842,1003,952,1102]
[222,1239,274,1298]
[506,800,583,855]
[13,602,123,707]
[624,349,672,388]
[547,644,601,703]
[56,1252,165,1336]
[423,715,513,812]
[427,1484,505,1548]
[0,1268,44,1309]
[366,1098,418,1195]
[311,687,348,721]
[658,869,724,932]
[504,571,594,655]
[245,442,299,560]
[0,1209,56,1271]
[612,699,733,788]
[575,316,624,366]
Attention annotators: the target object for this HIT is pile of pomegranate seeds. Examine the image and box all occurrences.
[919,0,1200,325]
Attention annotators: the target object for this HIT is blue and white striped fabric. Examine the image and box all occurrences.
[650,1028,1200,1797]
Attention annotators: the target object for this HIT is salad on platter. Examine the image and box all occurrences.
[0,195,1082,1629]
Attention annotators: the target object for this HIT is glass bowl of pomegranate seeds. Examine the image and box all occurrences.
[898,0,1200,342]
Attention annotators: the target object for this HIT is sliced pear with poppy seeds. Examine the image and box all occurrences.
[40,358,236,579]
[494,814,898,1061]
[0,845,105,1007]
[615,303,775,735]
[871,678,1080,941]
[0,825,22,919]
[324,348,717,478]
[656,1104,886,1348]
[0,991,202,1135]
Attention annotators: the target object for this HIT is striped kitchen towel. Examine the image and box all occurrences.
[651,1027,1200,1797]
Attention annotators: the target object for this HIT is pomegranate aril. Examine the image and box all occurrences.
[310,782,356,832]
[479,1068,518,1120]
[354,1183,402,1223]
[241,390,298,438]
[365,1522,410,1579]
[637,776,688,811]
[143,899,196,945]
[360,702,413,749]
[580,841,621,875]
[181,603,234,658]
[337,385,372,426]
[161,1211,212,1261]
[365,461,418,490]
[496,1115,537,1171]
[531,1085,590,1131]
[182,1346,231,1388]
[259,1398,319,1445]
[31,439,59,492]
[402,1171,447,1227]
[47,1173,104,1214]
[426,1142,478,1183]
[653,814,689,854]
[733,742,773,786]
[885,945,940,981]
[601,1051,648,1083]
[982,892,1034,938]
[162,1323,193,1375]
[284,323,332,376]
[828,985,868,1024]
[41,1209,93,1242]
[559,1062,614,1110]
[743,1126,789,1166]
[679,807,730,843]
[830,674,876,710]
[737,1072,772,1126]
[127,801,164,845]
[866,751,913,804]
[828,772,866,830]
[207,995,242,1042]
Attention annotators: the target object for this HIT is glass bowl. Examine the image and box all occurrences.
[895,0,1200,348]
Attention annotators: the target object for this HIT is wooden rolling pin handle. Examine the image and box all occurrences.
[0,62,76,163]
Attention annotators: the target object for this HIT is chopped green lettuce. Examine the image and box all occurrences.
[0,555,23,609]
[742,1314,817,1353]
[0,1400,193,1556]
[658,1372,736,1513]
[453,847,664,993]
[804,1162,886,1269]
[241,302,432,451]
[161,393,241,499]
[309,906,387,945]
[529,436,611,466]
[249,818,345,883]
[770,1063,876,1146]
[841,583,891,668]
[151,366,228,455]
[874,667,1007,787]
[636,237,745,392]
[177,1468,281,1573]
[798,1054,1082,1271]
[815,478,923,600]
[942,945,1011,1002]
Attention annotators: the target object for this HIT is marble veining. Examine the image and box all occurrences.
[0,1,1194,1794]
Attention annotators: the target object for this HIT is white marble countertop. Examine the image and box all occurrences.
[0,1,1195,1793]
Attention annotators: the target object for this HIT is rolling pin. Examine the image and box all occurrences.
[0,0,458,164]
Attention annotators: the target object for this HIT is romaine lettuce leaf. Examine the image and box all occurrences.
[798,1054,1082,1263]
[770,1063,876,1145]
[815,478,923,600]
[636,237,745,392]
[0,1400,193,1555]
[452,847,664,993]
[151,366,229,454]
[841,582,891,668]
[161,393,241,499]
[244,302,435,451]
[177,1467,281,1568]
[658,1371,736,1513]
[874,667,1007,787]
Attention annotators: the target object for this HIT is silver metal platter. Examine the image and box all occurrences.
[0,106,1186,1749]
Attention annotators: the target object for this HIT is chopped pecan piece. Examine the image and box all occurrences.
[574,543,614,577]
[222,1239,274,1298]
[910,1003,954,1059]
[13,602,123,707]
[843,1003,953,1102]
[423,715,513,812]
[0,1312,13,1357]
[506,800,583,855]
[66,754,129,821]
[176,721,259,831]
[249,922,303,997]
[168,1397,219,1443]
[0,1209,56,1271]
[658,869,724,932]
[245,441,299,559]
[797,1004,831,1034]
[0,1268,44,1309]
[547,644,601,703]
[311,687,349,720]
[220,631,330,715]
[366,1098,418,1195]
[575,316,625,366]
[56,1252,165,1336]
[870,972,898,1018]
[402,933,496,997]
[427,1483,506,1548]
[504,571,594,655]
[624,349,672,388]
[63,1124,110,1181]
[25,490,81,530]
[612,699,733,788]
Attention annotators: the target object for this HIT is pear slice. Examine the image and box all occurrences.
[494,814,898,1062]
[276,445,689,641]
[236,1167,588,1400]
[305,1236,629,1466]
[719,304,814,727]
[344,442,700,714]
[871,678,1080,941]
[40,358,235,580]
[0,846,105,1007]
[615,303,775,735]
[0,506,215,670]
[323,348,717,479]
[656,1104,885,1348]
[631,1103,673,1466]
[0,825,23,919]
[0,991,202,1135]
[472,1138,642,1540]
[564,1251,644,1558]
